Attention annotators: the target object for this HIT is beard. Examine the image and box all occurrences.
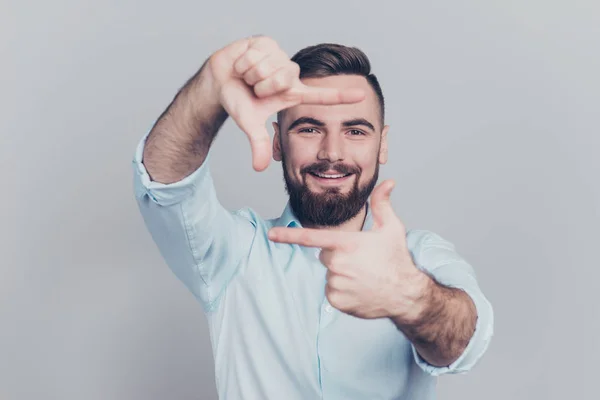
[281,152,379,227]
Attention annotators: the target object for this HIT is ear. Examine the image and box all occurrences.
[378,125,390,165]
[272,122,282,161]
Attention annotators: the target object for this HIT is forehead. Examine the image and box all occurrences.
[283,74,381,129]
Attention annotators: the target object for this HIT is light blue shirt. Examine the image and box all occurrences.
[132,130,494,400]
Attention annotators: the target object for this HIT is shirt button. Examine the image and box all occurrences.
[325,305,334,313]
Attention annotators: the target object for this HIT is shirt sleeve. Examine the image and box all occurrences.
[132,129,257,312]
[407,230,494,376]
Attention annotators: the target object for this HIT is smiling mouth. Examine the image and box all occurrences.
[309,172,352,179]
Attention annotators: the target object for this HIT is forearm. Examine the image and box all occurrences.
[143,58,228,184]
[392,274,477,367]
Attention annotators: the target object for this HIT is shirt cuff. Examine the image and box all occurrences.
[411,285,494,376]
[131,128,212,207]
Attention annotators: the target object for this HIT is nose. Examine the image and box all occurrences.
[317,133,344,162]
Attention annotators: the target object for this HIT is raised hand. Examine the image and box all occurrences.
[267,180,432,321]
[208,35,366,171]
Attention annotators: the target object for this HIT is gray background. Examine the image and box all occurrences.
[2,0,599,399]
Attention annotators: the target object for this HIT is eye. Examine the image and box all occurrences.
[298,128,319,134]
[347,129,366,136]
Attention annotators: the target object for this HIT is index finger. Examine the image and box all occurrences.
[268,227,349,249]
[293,84,366,105]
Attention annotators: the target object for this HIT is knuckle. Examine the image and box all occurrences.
[341,241,357,253]
[211,49,226,65]
[246,48,264,65]
[254,62,271,80]
[253,36,281,55]
[325,283,334,297]
[326,290,341,308]
[286,68,298,85]
[235,50,262,76]
[327,275,341,289]
[318,252,328,264]
[272,73,287,90]
[257,36,276,47]
[327,255,341,271]
[289,61,300,76]
[253,82,271,98]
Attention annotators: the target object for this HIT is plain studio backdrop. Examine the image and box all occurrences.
[2,1,599,399]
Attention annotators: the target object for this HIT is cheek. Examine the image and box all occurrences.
[354,162,379,186]
[285,143,319,177]
[283,152,308,181]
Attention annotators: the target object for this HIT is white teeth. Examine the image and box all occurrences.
[315,173,348,179]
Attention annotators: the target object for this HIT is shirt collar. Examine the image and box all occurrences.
[275,201,374,232]
[275,202,301,228]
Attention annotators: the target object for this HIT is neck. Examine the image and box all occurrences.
[303,204,368,232]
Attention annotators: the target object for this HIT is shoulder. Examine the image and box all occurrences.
[405,228,455,251]
[405,228,476,278]
[405,229,466,268]
[231,206,282,232]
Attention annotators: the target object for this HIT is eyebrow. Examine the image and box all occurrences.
[341,118,375,132]
[287,117,325,131]
[287,116,375,132]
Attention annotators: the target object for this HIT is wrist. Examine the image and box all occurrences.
[201,56,223,101]
[388,268,436,327]
[171,57,224,123]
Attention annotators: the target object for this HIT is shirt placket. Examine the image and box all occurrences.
[314,246,337,398]
[314,247,336,324]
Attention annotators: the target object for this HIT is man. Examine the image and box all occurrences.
[132,35,494,399]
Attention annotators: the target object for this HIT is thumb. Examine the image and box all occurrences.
[370,179,397,230]
[236,116,271,171]
[246,126,272,171]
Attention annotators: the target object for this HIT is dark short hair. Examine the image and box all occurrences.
[277,43,385,128]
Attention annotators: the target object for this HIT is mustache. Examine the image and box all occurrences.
[301,161,360,176]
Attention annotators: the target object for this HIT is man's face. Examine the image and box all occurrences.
[273,74,389,227]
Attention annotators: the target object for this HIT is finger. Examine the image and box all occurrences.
[291,84,366,105]
[218,35,279,78]
[243,123,272,171]
[325,284,343,310]
[326,268,334,282]
[326,270,352,289]
[233,48,268,79]
[247,35,280,52]
[244,54,291,87]
[325,265,345,282]
[253,64,299,98]
[318,248,335,267]
[232,36,286,83]
[370,179,398,231]
[213,37,253,66]
[319,250,340,274]
[268,227,349,249]
[220,83,272,171]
